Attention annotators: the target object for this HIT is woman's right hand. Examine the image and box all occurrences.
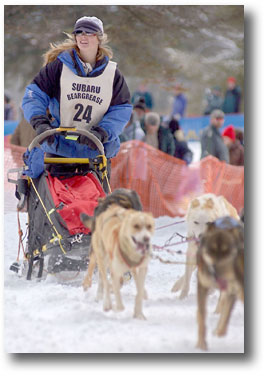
[36,124,55,145]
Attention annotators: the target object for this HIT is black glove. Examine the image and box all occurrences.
[30,115,55,145]
[35,124,55,145]
[79,126,108,150]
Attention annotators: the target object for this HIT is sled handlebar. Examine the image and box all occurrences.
[28,127,105,155]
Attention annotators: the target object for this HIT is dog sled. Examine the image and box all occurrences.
[7,127,110,280]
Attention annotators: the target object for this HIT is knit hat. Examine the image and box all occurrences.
[222,125,236,142]
[210,109,225,119]
[133,97,146,112]
[73,16,104,35]
[145,112,160,126]
[227,77,236,83]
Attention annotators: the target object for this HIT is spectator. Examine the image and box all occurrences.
[171,84,188,120]
[200,109,229,163]
[10,115,37,147]
[131,82,154,111]
[133,98,146,131]
[168,118,193,164]
[4,94,16,120]
[222,125,244,166]
[142,112,175,156]
[203,86,224,115]
[222,77,242,114]
[119,111,145,143]
[235,128,244,146]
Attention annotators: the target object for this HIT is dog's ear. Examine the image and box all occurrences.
[118,195,133,209]
[191,198,200,208]
[231,226,244,244]
[80,213,93,229]
[97,197,106,204]
[204,198,214,209]
[206,221,215,232]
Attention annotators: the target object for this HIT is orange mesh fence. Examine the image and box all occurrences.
[110,141,244,217]
[199,155,244,214]
[4,139,244,217]
[110,141,202,217]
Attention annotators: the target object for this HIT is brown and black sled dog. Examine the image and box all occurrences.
[196,216,244,350]
[81,188,155,319]
[85,188,143,233]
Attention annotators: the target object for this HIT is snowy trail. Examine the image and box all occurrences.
[4,212,244,353]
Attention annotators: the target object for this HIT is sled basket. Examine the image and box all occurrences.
[8,127,109,280]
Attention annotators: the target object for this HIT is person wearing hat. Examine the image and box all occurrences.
[171,83,188,120]
[22,16,132,167]
[203,85,224,115]
[200,109,229,163]
[168,117,193,165]
[222,125,244,166]
[131,82,154,111]
[142,112,175,156]
[222,77,241,114]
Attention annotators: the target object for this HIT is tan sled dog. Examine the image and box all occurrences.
[196,216,244,350]
[82,205,155,319]
[171,193,240,299]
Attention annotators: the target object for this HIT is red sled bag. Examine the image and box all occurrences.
[46,173,105,235]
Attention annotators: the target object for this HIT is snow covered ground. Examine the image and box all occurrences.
[4,212,244,353]
[3,140,243,353]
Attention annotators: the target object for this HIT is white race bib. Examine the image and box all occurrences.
[60,60,116,129]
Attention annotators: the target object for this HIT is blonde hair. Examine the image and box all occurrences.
[43,32,113,65]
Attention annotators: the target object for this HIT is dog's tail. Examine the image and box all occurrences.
[80,213,93,230]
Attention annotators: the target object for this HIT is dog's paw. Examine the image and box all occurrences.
[103,302,112,311]
[213,327,227,337]
[115,303,125,312]
[171,277,183,293]
[179,289,188,300]
[133,312,146,320]
[196,339,208,351]
[103,297,112,311]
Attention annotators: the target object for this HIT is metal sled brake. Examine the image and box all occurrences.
[8,127,110,280]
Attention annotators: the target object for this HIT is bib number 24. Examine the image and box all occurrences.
[73,104,92,123]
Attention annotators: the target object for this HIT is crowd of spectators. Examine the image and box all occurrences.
[5,76,244,167]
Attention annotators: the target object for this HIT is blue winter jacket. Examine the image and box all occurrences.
[22,49,132,159]
[172,93,187,118]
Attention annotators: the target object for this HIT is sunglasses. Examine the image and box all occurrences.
[74,30,97,36]
[216,117,224,120]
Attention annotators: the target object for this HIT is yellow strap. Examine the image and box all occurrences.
[44,158,90,164]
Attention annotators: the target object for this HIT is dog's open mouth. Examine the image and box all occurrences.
[132,237,150,254]
[216,277,228,290]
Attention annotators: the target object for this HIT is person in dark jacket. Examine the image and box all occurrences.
[222,125,244,166]
[142,112,175,156]
[22,16,132,163]
[200,109,229,163]
[168,118,193,164]
[203,86,223,115]
[131,83,154,111]
[222,77,241,114]
[235,128,244,146]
